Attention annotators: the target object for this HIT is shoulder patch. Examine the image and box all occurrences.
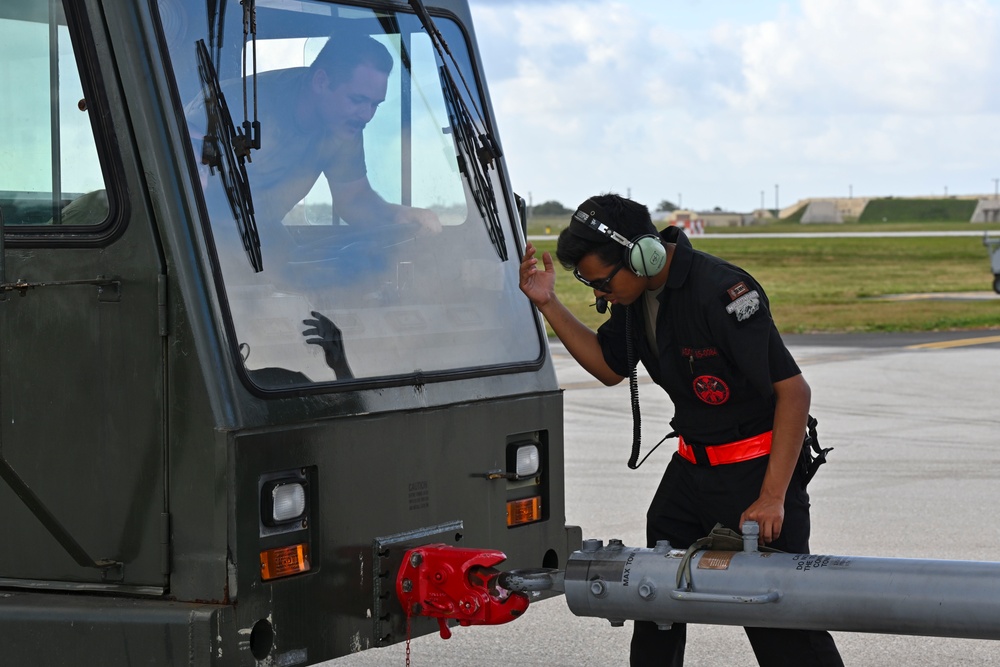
[727,281,750,300]
[725,289,761,322]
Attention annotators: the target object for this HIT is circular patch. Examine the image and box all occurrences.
[693,375,730,405]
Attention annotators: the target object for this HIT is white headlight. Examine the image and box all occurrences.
[271,483,306,523]
[514,445,540,478]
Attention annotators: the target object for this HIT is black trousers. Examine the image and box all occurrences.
[630,453,844,667]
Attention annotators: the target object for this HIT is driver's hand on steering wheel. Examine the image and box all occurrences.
[395,205,441,235]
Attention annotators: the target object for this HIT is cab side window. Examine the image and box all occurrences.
[0,1,109,229]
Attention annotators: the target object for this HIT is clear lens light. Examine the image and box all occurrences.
[272,483,306,522]
[515,445,540,477]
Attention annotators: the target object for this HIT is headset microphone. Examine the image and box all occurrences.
[594,296,608,314]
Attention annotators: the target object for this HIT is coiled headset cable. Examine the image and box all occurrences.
[626,305,676,469]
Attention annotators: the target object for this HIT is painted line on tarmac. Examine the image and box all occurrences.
[905,335,1000,350]
[872,291,1000,302]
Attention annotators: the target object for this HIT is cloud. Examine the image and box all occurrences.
[475,3,655,108]
[719,0,1000,115]
[470,0,597,4]
[470,0,1000,210]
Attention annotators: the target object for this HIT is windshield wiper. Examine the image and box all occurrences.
[407,0,508,261]
[440,75,506,260]
[196,38,263,272]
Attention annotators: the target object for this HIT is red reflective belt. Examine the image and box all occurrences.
[678,431,773,466]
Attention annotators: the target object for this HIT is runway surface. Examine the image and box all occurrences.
[331,331,1000,666]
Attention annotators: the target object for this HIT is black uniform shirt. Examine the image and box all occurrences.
[597,226,801,446]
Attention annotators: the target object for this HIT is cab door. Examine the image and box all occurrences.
[0,0,167,589]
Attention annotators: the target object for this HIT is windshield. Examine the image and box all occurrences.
[157,0,541,388]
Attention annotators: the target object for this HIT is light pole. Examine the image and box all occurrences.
[774,184,779,213]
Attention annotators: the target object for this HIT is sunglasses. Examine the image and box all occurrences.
[573,261,624,293]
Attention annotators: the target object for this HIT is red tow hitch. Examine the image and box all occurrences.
[396,544,530,639]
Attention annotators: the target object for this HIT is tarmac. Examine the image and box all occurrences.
[870,291,999,301]
[331,330,1000,666]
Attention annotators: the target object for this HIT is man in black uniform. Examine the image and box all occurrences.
[518,193,843,667]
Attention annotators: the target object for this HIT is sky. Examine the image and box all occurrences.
[468,0,1000,214]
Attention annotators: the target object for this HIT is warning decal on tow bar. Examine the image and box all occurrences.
[698,551,735,570]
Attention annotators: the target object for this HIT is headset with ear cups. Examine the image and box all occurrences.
[570,200,667,277]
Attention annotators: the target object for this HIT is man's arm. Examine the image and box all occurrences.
[330,176,441,233]
[739,373,811,544]
[519,242,624,386]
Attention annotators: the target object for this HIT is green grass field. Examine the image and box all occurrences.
[528,230,1000,334]
[526,214,1000,238]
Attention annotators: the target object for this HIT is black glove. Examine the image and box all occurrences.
[302,311,353,380]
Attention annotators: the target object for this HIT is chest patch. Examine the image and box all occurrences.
[693,375,730,405]
[725,290,760,322]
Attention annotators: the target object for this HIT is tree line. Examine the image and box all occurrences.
[530,199,679,216]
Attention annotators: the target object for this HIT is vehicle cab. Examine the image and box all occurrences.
[0,1,580,664]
